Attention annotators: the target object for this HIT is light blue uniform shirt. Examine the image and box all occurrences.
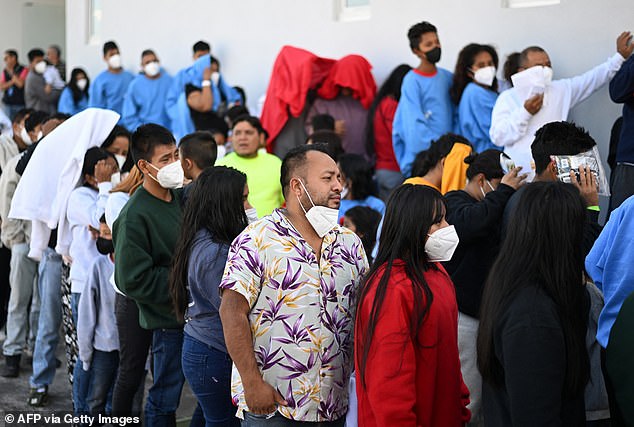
[458,82,498,153]
[122,70,173,131]
[392,68,454,177]
[89,69,135,116]
[58,87,89,116]
[585,196,634,348]
[338,196,385,222]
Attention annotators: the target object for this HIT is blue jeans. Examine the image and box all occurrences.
[86,350,119,416]
[145,328,185,427]
[241,413,344,427]
[182,333,238,427]
[29,248,62,388]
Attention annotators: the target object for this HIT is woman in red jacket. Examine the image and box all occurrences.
[355,184,471,426]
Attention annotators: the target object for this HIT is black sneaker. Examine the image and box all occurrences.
[1,354,20,378]
[27,386,49,407]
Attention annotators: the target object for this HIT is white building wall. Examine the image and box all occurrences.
[66,0,630,165]
[0,0,65,65]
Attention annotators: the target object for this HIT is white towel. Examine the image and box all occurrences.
[9,108,119,260]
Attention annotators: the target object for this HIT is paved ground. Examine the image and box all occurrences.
[0,334,198,426]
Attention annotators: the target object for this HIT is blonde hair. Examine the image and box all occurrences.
[111,165,144,196]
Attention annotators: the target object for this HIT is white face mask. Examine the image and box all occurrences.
[425,225,460,262]
[473,66,496,87]
[114,154,127,170]
[34,61,47,74]
[76,78,88,91]
[479,180,495,199]
[296,180,339,238]
[20,127,33,146]
[110,172,121,186]
[107,54,122,69]
[144,61,160,77]
[340,186,349,199]
[210,71,220,86]
[245,208,259,224]
[148,160,184,189]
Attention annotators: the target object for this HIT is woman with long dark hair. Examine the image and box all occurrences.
[169,166,249,426]
[58,68,90,115]
[365,64,411,200]
[477,181,590,426]
[355,184,470,426]
[450,44,499,153]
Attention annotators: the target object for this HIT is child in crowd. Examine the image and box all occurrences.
[77,215,118,417]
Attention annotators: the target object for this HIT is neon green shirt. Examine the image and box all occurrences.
[217,152,284,216]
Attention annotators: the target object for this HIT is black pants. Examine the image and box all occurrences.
[0,246,11,330]
[601,347,624,427]
[111,294,152,416]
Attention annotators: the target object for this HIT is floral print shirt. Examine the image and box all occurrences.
[220,209,369,421]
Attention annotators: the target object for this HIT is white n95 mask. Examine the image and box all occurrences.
[144,61,160,77]
[108,54,122,69]
[425,225,460,262]
[20,127,33,146]
[297,180,339,238]
[473,66,496,87]
[114,154,127,170]
[34,61,47,74]
[149,161,184,189]
[76,79,88,91]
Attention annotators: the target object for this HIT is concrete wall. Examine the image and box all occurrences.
[0,0,65,62]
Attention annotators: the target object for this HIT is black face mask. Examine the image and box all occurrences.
[96,237,114,256]
[425,47,442,64]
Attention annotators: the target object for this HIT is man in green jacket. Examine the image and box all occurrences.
[113,123,184,426]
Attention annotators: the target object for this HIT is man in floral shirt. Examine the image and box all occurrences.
[220,144,369,425]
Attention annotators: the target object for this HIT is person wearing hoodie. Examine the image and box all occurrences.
[306,54,377,157]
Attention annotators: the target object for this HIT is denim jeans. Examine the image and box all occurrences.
[182,333,239,427]
[241,413,344,427]
[29,248,62,388]
[111,294,152,417]
[145,328,185,427]
[2,242,39,356]
[86,349,119,416]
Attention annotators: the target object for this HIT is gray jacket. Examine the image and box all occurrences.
[585,281,610,421]
[0,153,31,248]
[24,71,61,114]
[77,255,118,371]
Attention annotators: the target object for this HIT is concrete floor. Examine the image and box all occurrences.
[0,335,198,425]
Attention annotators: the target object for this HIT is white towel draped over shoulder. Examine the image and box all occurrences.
[8,108,120,260]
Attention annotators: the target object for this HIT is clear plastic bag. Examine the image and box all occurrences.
[551,146,610,196]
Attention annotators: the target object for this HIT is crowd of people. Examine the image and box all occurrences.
[0,18,633,427]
